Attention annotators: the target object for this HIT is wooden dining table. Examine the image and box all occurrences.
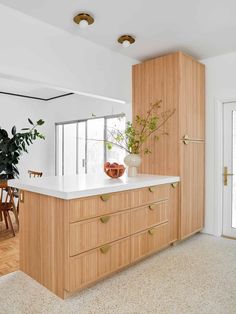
[0,180,19,228]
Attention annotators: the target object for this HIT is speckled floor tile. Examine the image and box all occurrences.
[0,234,236,314]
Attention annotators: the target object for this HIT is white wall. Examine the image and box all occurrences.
[0,93,131,179]
[0,4,136,180]
[0,4,137,102]
[201,51,236,235]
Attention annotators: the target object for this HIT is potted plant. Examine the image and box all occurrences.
[0,118,45,180]
[106,100,175,176]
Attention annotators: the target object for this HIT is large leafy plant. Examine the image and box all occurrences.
[0,118,45,179]
[106,100,175,154]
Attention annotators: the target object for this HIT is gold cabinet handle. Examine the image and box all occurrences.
[181,134,204,145]
[171,182,178,188]
[149,204,158,211]
[149,186,156,193]
[20,191,24,203]
[100,244,111,254]
[100,215,111,224]
[148,228,156,235]
[100,194,111,202]
[182,134,190,145]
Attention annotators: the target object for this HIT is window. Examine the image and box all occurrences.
[55,114,126,176]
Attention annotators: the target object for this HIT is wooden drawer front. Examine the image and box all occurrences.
[69,211,130,256]
[131,185,169,208]
[131,200,169,234]
[68,237,130,292]
[131,222,169,263]
[69,191,131,222]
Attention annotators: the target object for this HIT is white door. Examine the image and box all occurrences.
[223,102,236,238]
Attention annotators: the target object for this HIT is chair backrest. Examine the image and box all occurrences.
[0,181,9,205]
[28,170,43,178]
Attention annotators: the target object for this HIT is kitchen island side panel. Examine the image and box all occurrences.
[20,191,69,298]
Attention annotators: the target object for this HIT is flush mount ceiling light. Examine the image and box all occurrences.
[118,35,135,48]
[73,13,94,29]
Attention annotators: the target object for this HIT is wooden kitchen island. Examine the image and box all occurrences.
[10,174,179,299]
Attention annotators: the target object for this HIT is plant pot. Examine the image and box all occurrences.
[124,154,141,177]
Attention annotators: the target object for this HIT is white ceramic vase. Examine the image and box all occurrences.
[124,154,141,177]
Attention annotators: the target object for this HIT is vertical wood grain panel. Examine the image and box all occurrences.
[131,185,169,208]
[131,222,169,262]
[169,184,179,242]
[20,191,69,298]
[132,51,205,241]
[131,200,168,234]
[132,53,180,176]
[132,52,180,241]
[69,191,131,222]
[69,211,130,255]
[180,141,205,239]
[69,237,130,292]
[179,53,205,140]
[20,192,41,282]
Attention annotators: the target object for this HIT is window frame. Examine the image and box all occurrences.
[55,113,125,175]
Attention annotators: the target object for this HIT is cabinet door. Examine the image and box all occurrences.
[132,53,180,176]
[180,141,205,239]
[179,53,205,140]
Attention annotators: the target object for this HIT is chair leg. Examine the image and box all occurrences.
[6,210,15,237]
[3,210,9,229]
[0,208,2,222]
[17,201,19,214]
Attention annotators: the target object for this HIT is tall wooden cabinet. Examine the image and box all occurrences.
[132,51,205,240]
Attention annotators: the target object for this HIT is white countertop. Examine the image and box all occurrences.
[9,174,180,200]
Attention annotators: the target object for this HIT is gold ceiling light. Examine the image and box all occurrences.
[118,35,135,48]
[73,13,94,29]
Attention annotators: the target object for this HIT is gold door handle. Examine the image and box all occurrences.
[149,204,158,211]
[181,134,204,145]
[100,215,111,224]
[100,194,111,202]
[223,166,234,186]
[100,244,111,254]
[148,228,156,235]
[171,182,178,188]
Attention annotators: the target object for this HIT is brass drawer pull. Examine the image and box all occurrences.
[149,204,158,211]
[100,244,111,254]
[100,216,111,224]
[148,228,156,235]
[100,194,111,202]
[171,182,178,188]
[149,186,156,193]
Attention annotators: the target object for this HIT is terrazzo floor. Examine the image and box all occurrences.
[0,234,236,314]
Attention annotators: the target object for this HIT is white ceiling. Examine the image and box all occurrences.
[1,0,236,61]
[0,77,70,100]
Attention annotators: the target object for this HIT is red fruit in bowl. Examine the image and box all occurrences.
[104,161,125,178]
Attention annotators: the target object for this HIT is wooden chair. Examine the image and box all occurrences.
[0,181,16,237]
[12,171,43,214]
[28,170,43,178]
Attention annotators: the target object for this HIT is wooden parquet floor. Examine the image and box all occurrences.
[0,212,19,276]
